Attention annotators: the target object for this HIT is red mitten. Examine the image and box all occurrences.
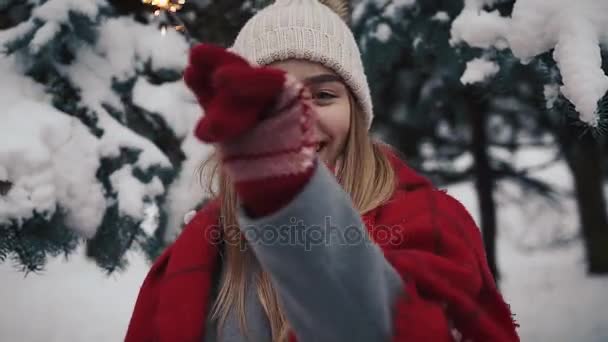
[184,44,318,217]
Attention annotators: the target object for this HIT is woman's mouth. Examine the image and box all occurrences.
[315,141,327,153]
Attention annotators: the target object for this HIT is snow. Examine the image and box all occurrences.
[391,0,416,8]
[140,201,161,236]
[0,1,195,240]
[183,209,197,225]
[0,56,106,237]
[451,173,608,341]
[0,21,36,50]
[450,8,509,50]
[62,52,172,169]
[17,0,105,51]
[132,77,200,138]
[352,2,366,24]
[109,165,165,222]
[445,146,608,341]
[0,246,149,342]
[383,0,416,19]
[63,17,191,168]
[460,57,500,85]
[0,55,47,105]
[0,102,106,238]
[0,166,7,181]
[66,17,190,167]
[495,147,578,249]
[63,45,123,114]
[29,21,60,53]
[412,35,422,49]
[372,0,416,7]
[95,17,189,73]
[96,111,172,169]
[163,132,214,241]
[34,0,104,22]
[544,83,560,109]
[501,241,608,341]
[431,11,450,23]
[373,22,392,42]
[353,0,416,32]
[450,0,608,126]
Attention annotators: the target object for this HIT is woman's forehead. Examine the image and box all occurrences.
[268,59,337,81]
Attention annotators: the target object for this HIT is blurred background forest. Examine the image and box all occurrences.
[1,0,607,341]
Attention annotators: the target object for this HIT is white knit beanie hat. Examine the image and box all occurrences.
[230,0,374,129]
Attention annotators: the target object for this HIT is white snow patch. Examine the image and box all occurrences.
[0,245,149,342]
[431,11,450,22]
[451,0,608,126]
[132,77,200,138]
[460,58,500,85]
[373,22,392,42]
[109,165,165,222]
[0,101,105,238]
[544,83,561,109]
[163,133,214,241]
[34,0,103,22]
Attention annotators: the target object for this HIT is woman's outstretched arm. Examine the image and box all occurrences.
[236,160,404,342]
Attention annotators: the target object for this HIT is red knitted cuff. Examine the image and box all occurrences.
[236,161,317,217]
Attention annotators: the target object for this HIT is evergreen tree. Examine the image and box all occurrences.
[449,0,608,274]
[0,0,209,273]
[352,0,568,279]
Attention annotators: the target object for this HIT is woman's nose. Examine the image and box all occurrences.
[301,86,312,100]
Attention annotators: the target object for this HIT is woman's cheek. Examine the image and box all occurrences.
[334,101,351,143]
[327,104,351,164]
[313,99,350,150]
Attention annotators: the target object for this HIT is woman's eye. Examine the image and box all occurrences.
[314,91,336,101]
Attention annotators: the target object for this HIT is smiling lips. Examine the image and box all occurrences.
[315,141,327,152]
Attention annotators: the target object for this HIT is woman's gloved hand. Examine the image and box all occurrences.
[184,44,318,217]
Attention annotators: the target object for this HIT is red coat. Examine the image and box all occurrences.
[125,152,519,342]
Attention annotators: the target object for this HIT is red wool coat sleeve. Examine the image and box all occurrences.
[367,155,519,342]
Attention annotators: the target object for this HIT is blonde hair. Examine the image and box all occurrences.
[197,95,397,341]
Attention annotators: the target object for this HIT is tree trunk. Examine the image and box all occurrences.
[561,130,608,274]
[467,88,500,281]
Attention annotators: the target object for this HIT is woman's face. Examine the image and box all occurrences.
[269,59,351,170]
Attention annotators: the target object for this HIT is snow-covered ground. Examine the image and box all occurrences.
[0,247,148,341]
[1,148,607,341]
[448,179,608,342]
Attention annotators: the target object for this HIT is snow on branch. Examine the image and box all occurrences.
[451,0,608,126]
[461,57,500,85]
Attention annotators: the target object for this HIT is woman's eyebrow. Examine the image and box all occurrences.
[303,74,343,86]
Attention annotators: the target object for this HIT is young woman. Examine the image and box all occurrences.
[125,1,519,341]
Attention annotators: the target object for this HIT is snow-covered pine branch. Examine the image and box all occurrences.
[0,0,211,272]
[451,0,608,127]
